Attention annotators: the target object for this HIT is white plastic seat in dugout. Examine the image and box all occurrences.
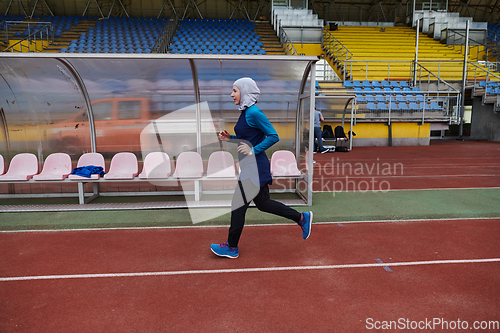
[270,150,301,177]
[0,153,38,181]
[139,152,171,179]
[104,152,138,179]
[68,153,106,180]
[206,151,236,178]
[173,152,204,178]
[33,153,72,181]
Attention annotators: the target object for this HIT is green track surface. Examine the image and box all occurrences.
[1,188,499,231]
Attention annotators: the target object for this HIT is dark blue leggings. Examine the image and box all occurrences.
[228,180,302,247]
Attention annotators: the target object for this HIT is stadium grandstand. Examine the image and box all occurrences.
[2,3,500,332]
[0,0,499,151]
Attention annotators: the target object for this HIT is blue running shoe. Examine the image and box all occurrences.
[210,241,239,258]
[300,211,313,239]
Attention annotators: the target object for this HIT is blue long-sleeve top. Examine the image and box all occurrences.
[230,105,279,155]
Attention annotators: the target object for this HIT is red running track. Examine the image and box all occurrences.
[1,219,499,332]
[310,140,500,192]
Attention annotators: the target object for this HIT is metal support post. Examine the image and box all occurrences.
[459,20,469,140]
[414,18,420,85]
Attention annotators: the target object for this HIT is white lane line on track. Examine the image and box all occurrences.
[1,258,500,282]
[0,216,498,233]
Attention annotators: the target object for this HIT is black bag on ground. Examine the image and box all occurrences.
[335,146,349,152]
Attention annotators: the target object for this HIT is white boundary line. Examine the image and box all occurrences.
[1,258,499,282]
[0,216,499,233]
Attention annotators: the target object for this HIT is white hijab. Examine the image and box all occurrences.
[233,77,260,111]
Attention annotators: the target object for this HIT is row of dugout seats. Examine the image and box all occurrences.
[61,17,167,54]
[170,18,266,55]
[0,150,300,181]
[366,102,442,111]
[344,80,410,88]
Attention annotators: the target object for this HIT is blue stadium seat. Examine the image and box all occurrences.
[430,102,441,110]
[377,102,388,111]
[344,81,353,88]
[399,103,409,111]
[389,102,399,110]
[367,102,377,111]
[420,102,430,110]
[409,102,419,110]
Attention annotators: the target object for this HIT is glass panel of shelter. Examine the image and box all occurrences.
[68,57,196,160]
[0,57,89,158]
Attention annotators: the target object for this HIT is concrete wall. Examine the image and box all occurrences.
[470,98,500,142]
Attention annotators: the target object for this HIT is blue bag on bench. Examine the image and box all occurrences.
[71,165,105,178]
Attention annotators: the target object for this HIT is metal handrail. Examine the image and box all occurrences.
[343,59,413,82]
[316,90,460,125]
[445,28,498,64]
[3,23,52,52]
[152,17,178,53]
[3,21,52,43]
[277,19,299,56]
[468,61,500,99]
[413,61,461,92]
[323,28,353,81]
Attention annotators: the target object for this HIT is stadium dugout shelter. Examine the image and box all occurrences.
[0,53,318,211]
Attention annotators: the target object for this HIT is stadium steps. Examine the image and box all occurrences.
[43,19,97,52]
[1,18,43,48]
[324,26,491,82]
[254,21,285,55]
